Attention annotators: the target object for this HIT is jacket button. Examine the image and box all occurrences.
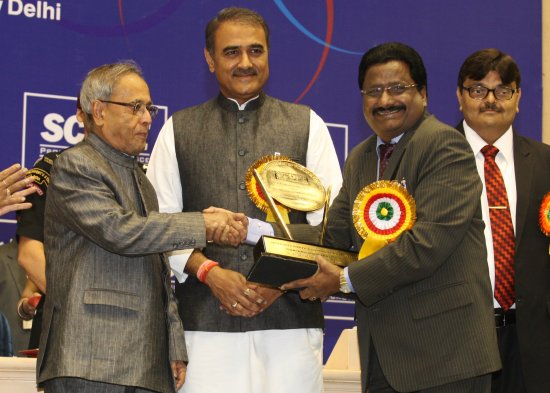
[239,182,246,190]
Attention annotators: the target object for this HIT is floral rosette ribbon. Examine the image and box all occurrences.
[245,154,291,223]
[538,191,550,254]
[353,180,416,259]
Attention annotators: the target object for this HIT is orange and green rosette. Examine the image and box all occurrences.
[352,180,416,259]
[539,191,550,236]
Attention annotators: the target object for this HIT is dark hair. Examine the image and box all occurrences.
[205,7,270,55]
[358,42,427,93]
[457,48,521,88]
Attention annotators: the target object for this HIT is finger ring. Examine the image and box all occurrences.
[310,297,317,301]
[244,288,251,296]
[231,302,238,308]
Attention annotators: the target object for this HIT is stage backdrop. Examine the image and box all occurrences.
[0,0,541,361]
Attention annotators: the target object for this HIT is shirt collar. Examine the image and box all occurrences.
[87,132,137,169]
[462,120,514,162]
[376,134,404,156]
[227,95,260,110]
[217,93,264,112]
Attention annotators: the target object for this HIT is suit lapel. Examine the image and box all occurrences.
[360,137,379,186]
[513,132,534,250]
[381,128,414,181]
[133,168,158,215]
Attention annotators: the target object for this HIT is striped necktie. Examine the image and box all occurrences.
[481,145,515,311]
[378,143,395,179]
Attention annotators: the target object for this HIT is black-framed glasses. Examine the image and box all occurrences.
[361,83,418,98]
[99,100,159,119]
[461,85,517,101]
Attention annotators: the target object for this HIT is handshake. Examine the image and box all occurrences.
[202,206,249,247]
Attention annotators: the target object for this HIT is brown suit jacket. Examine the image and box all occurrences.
[325,113,501,392]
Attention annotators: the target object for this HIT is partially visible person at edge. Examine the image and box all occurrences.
[16,98,89,349]
[282,42,501,393]
[456,48,550,393]
[146,7,342,393]
[37,61,248,393]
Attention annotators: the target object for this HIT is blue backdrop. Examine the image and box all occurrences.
[0,0,541,361]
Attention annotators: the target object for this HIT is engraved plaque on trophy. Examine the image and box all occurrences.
[247,236,357,288]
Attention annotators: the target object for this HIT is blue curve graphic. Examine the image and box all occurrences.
[273,0,362,55]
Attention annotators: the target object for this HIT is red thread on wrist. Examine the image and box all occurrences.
[197,260,219,283]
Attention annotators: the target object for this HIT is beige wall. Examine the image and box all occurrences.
[543,2,549,143]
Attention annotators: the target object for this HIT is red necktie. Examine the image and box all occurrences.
[378,143,395,179]
[481,145,515,311]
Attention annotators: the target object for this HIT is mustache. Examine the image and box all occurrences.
[372,105,406,115]
[233,67,257,77]
[481,102,502,112]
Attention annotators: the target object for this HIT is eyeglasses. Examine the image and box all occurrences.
[461,85,517,101]
[99,100,159,119]
[361,84,418,98]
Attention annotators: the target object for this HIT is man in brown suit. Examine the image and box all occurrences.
[283,42,501,392]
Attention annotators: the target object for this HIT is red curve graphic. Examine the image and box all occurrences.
[294,0,333,103]
[118,0,125,27]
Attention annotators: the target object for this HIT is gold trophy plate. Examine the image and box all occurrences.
[260,160,326,212]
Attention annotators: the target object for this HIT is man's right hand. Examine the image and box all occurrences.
[203,206,248,246]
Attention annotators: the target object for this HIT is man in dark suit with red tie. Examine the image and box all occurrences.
[456,48,550,393]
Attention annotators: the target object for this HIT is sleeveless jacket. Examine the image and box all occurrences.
[172,93,324,331]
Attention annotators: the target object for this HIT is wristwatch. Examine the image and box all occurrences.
[339,269,351,294]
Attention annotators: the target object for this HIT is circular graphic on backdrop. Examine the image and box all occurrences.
[59,0,185,36]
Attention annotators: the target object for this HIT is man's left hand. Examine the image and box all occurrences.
[281,256,341,300]
[171,360,187,390]
[253,285,285,312]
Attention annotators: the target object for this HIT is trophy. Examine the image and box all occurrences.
[246,156,356,288]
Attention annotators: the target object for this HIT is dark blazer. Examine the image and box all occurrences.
[0,240,30,353]
[325,113,501,392]
[457,121,550,393]
[37,133,206,393]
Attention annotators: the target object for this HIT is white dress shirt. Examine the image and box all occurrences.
[463,120,517,309]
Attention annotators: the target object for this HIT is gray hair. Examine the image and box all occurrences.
[205,7,270,55]
[79,61,144,119]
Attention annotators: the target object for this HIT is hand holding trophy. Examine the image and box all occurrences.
[245,155,355,288]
